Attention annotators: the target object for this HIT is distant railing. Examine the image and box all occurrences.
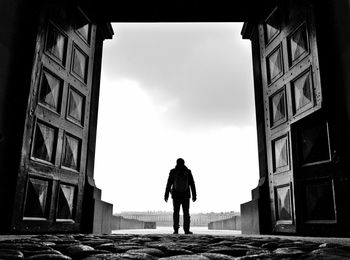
[115,212,239,227]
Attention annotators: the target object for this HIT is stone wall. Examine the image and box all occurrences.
[208,216,241,230]
[144,222,157,229]
[112,216,156,230]
[90,187,114,234]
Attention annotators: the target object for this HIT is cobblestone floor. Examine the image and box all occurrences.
[1,233,350,259]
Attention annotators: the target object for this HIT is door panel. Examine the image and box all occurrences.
[12,7,96,232]
[302,178,336,223]
[23,177,51,221]
[275,183,293,223]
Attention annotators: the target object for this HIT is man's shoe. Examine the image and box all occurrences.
[184,231,193,234]
[173,230,178,234]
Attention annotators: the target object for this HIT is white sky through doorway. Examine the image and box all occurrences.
[94,23,259,214]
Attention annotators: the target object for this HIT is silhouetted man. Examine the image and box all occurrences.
[164,158,197,234]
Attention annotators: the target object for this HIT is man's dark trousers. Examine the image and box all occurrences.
[173,197,190,232]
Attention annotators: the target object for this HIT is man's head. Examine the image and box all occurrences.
[176,158,185,166]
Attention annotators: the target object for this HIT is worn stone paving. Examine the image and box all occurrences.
[1,233,350,259]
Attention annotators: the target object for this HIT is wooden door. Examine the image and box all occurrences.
[259,1,322,233]
[12,7,96,232]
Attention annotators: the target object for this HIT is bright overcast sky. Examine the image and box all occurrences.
[94,23,259,214]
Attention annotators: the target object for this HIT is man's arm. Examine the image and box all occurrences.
[189,171,197,201]
[164,171,173,202]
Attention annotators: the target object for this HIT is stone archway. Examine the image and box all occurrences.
[1,0,350,237]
